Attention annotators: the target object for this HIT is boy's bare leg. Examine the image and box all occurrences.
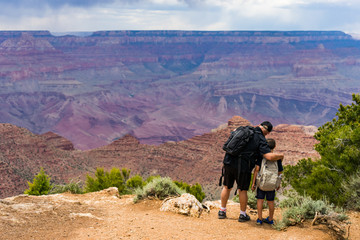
[268,201,275,220]
[257,199,264,220]
[239,190,248,212]
[220,186,232,208]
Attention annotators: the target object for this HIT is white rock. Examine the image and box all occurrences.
[160,193,206,218]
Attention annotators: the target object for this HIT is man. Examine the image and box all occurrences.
[218,121,284,222]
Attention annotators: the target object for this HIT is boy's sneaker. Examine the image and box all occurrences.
[238,213,250,222]
[218,210,226,219]
[256,218,263,225]
[263,216,274,225]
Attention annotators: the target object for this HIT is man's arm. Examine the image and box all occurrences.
[263,152,284,161]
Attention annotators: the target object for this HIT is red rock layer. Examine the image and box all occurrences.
[0,116,319,199]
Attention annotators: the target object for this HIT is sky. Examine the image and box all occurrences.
[0,0,360,36]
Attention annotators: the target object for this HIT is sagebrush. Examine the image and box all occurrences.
[50,180,83,194]
[134,177,185,202]
[274,190,348,230]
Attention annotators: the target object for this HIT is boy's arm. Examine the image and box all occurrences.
[251,166,260,191]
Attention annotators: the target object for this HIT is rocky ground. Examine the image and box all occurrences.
[1,188,359,240]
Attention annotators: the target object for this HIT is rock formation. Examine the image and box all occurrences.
[0,116,320,199]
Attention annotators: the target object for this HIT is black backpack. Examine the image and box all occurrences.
[219,126,255,189]
[222,126,254,156]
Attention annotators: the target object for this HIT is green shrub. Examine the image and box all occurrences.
[275,191,348,230]
[174,181,206,202]
[121,168,131,182]
[284,94,360,207]
[188,183,206,202]
[145,175,161,183]
[126,175,145,190]
[24,167,52,196]
[284,159,345,206]
[50,180,84,194]
[84,167,130,194]
[134,177,185,202]
[279,189,304,208]
[343,171,360,210]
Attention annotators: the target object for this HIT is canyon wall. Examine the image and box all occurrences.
[0,117,320,199]
[0,31,359,149]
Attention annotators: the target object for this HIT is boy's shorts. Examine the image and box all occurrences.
[222,165,252,190]
[256,188,275,201]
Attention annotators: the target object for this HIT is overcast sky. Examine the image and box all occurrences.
[0,0,360,36]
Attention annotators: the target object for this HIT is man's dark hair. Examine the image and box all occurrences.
[261,121,273,132]
[267,138,276,150]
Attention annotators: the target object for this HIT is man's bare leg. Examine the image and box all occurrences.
[219,186,232,219]
[220,186,232,208]
[239,190,248,212]
[238,190,250,222]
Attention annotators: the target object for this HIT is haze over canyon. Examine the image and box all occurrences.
[0,30,359,149]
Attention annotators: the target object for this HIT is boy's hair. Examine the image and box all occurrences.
[267,138,276,150]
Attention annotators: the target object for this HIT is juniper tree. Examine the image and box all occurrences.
[24,167,52,195]
[285,93,360,206]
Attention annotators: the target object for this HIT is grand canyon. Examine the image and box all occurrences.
[0,116,320,199]
[0,31,359,150]
[1,30,359,240]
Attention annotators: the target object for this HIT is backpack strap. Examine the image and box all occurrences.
[218,166,225,186]
[235,155,242,195]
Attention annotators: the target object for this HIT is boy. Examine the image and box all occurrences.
[251,138,283,225]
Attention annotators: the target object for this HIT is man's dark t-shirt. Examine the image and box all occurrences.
[223,126,271,172]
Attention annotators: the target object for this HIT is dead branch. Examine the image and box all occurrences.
[311,212,350,240]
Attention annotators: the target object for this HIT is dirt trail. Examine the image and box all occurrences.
[0,189,358,240]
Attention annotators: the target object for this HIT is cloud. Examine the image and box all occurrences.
[0,0,116,8]
[0,0,360,32]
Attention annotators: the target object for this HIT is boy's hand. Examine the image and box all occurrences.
[251,184,256,192]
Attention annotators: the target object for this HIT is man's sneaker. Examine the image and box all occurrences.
[263,216,274,225]
[238,213,250,222]
[218,210,227,219]
[256,218,263,225]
